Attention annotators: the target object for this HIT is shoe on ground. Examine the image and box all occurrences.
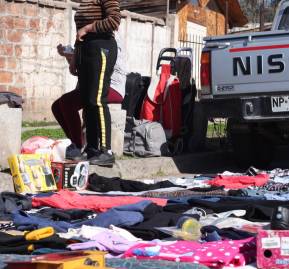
[65,143,83,161]
[85,147,100,159]
[89,150,115,166]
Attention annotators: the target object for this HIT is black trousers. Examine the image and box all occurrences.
[76,35,117,151]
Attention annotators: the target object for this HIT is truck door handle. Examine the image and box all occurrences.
[206,42,231,49]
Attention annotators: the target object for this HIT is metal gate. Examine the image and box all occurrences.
[179,33,205,91]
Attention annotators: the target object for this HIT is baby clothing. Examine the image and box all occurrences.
[123,237,256,268]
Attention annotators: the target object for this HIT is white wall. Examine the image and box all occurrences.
[187,21,207,36]
[65,9,78,93]
[118,16,171,77]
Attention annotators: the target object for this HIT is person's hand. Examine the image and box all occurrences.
[57,44,65,56]
[76,23,94,41]
[57,44,74,64]
[69,54,78,76]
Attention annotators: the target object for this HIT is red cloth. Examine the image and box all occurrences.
[140,64,182,138]
[32,190,167,212]
[207,174,269,189]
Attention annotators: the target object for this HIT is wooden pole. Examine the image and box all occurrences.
[167,0,170,16]
[225,0,229,34]
[260,0,265,31]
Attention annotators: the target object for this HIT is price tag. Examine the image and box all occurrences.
[262,237,280,249]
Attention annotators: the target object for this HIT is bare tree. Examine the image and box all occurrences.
[239,0,260,24]
[239,0,282,24]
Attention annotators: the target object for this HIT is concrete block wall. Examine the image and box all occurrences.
[119,12,171,77]
[0,104,22,169]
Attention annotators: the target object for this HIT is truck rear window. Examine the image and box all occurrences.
[279,7,289,30]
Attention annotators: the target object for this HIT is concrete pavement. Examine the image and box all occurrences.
[1,150,236,192]
[89,150,238,180]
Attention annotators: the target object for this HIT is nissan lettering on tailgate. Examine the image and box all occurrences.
[233,53,285,76]
[212,42,289,97]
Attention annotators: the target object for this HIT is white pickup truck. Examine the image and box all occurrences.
[200,0,289,167]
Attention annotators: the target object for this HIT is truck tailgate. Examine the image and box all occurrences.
[211,33,289,97]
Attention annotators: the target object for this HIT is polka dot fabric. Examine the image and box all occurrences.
[123,237,256,269]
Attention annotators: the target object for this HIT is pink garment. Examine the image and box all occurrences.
[207,174,269,189]
[32,190,167,212]
[21,136,55,154]
[123,237,256,269]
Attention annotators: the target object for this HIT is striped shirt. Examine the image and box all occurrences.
[75,0,121,33]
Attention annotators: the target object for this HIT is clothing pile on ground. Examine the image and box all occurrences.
[2,167,289,268]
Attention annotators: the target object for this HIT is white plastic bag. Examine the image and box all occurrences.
[21,136,72,162]
[51,139,72,162]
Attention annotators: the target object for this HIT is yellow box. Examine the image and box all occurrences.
[5,251,111,269]
[8,154,57,194]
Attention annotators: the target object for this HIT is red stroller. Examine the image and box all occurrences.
[140,48,195,154]
[140,48,182,140]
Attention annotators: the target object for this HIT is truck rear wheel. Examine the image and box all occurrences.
[227,119,274,169]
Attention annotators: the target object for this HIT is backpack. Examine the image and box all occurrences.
[123,117,169,157]
[122,73,149,119]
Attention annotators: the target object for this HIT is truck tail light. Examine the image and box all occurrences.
[201,51,211,95]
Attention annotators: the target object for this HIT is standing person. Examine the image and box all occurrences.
[71,0,121,166]
[52,32,126,161]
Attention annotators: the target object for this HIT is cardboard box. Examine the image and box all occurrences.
[257,229,289,268]
[8,154,57,194]
[51,161,89,191]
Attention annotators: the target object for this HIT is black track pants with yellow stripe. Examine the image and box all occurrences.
[77,37,117,151]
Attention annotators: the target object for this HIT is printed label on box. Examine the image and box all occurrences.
[276,258,289,265]
[261,237,281,249]
[8,154,57,194]
[281,237,289,250]
[281,249,289,256]
[51,161,89,191]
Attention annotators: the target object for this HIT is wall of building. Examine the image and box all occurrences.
[205,8,225,36]
[118,12,171,77]
[0,1,171,121]
[178,3,225,38]
[0,0,70,121]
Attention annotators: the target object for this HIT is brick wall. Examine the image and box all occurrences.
[0,0,70,121]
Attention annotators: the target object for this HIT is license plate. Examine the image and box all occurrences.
[271,96,289,112]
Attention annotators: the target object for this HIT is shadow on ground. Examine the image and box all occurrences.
[172,138,289,174]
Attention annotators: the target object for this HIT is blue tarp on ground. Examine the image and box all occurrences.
[0,255,208,269]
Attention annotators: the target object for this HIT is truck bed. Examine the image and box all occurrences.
[204,30,289,99]
[201,29,289,120]
[204,30,289,42]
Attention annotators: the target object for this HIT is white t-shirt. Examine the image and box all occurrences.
[110,32,126,98]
